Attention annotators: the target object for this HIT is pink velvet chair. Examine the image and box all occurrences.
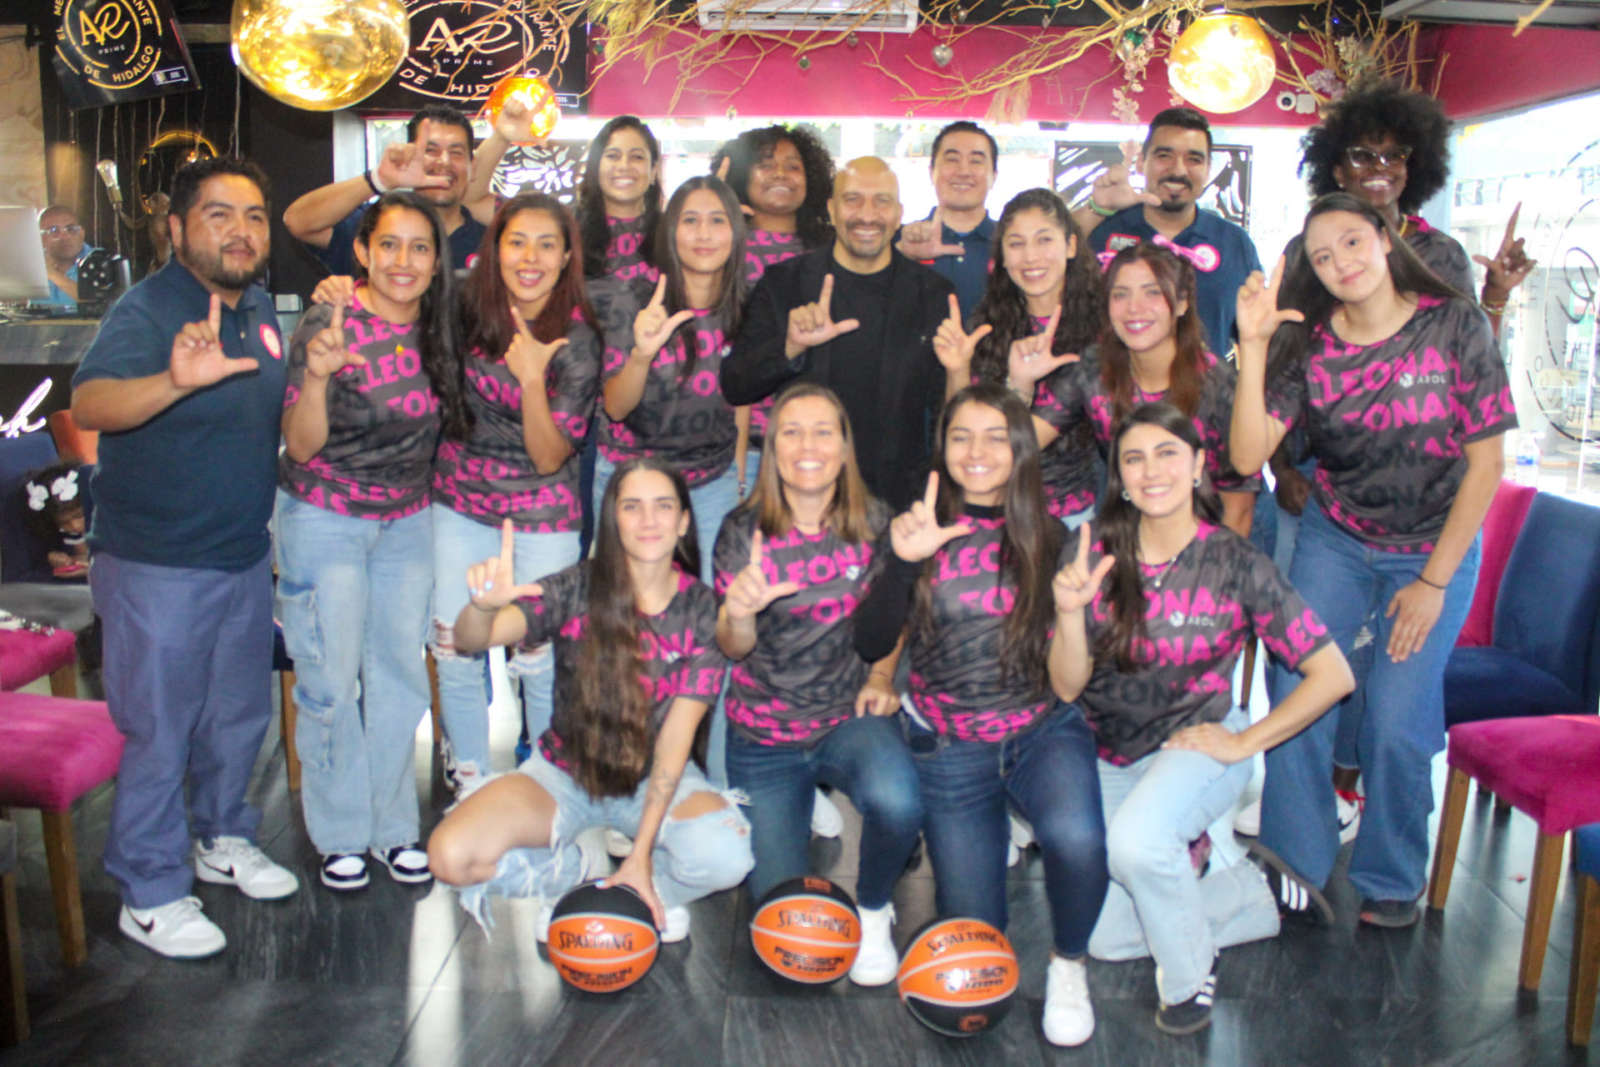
[0,626,78,699]
[0,692,124,967]
[1428,715,1600,992]
[1455,479,1537,649]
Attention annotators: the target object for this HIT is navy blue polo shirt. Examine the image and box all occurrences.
[73,260,287,571]
[916,213,995,319]
[315,203,485,275]
[1089,206,1261,357]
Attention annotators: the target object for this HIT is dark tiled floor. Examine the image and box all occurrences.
[3,688,1595,1066]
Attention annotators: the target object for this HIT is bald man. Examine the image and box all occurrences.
[723,158,957,509]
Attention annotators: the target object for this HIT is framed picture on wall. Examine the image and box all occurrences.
[1052,142,1253,228]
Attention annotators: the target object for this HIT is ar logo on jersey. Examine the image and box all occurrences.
[661,648,682,664]
[1168,611,1186,627]
[844,565,861,581]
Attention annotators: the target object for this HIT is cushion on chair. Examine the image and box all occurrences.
[1444,647,1583,726]
[0,693,123,811]
[1492,494,1600,709]
[0,627,76,691]
[1577,823,1600,883]
[1457,481,1537,648]
[1447,716,1600,834]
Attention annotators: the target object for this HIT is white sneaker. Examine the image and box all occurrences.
[194,836,299,900]
[1043,955,1095,1047]
[1007,840,1021,867]
[810,789,843,839]
[1234,797,1262,837]
[605,829,635,858]
[848,903,898,986]
[661,904,690,943]
[120,897,226,958]
[1336,790,1364,845]
[1009,814,1035,850]
[452,762,487,804]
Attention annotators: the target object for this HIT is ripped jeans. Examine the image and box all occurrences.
[459,753,753,932]
[430,504,581,774]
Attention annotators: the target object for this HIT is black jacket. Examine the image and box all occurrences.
[721,247,955,511]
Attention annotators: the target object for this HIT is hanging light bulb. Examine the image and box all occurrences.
[1166,14,1276,114]
[231,0,409,112]
[483,74,562,144]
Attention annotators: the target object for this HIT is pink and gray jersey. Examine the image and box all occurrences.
[516,562,727,776]
[1036,345,1257,497]
[1080,520,1332,763]
[1265,295,1515,552]
[603,215,660,285]
[905,514,1058,742]
[431,311,601,534]
[712,503,889,746]
[280,296,441,520]
[599,298,737,488]
[742,228,809,443]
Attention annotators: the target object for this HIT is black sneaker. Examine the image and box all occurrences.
[1359,897,1419,928]
[320,853,369,891]
[370,844,432,885]
[1155,972,1216,1035]
[1248,841,1334,925]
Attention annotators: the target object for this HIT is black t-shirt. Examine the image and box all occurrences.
[516,563,727,771]
[1080,520,1332,763]
[713,503,890,745]
[1266,295,1516,551]
[280,295,441,519]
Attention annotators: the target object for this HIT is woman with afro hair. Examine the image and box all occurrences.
[710,124,835,288]
[1297,78,1533,330]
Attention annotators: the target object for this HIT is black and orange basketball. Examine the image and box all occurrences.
[896,917,1018,1036]
[546,881,659,994]
[749,875,861,984]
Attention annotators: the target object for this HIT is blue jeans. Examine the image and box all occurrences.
[274,493,432,856]
[908,703,1108,956]
[726,715,923,908]
[1088,707,1278,1005]
[459,754,752,931]
[95,553,274,908]
[429,504,580,773]
[1261,498,1479,902]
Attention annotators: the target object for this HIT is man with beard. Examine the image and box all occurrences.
[1078,108,1262,357]
[283,104,493,274]
[722,157,957,510]
[72,157,299,959]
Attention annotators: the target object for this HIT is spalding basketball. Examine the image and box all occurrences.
[896,917,1018,1036]
[749,875,861,984]
[546,881,659,993]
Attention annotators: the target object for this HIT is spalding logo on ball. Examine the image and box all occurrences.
[896,917,1018,1037]
[749,875,861,984]
[545,881,658,993]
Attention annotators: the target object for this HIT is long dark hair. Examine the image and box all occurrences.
[1095,402,1222,671]
[354,192,469,440]
[742,383,877,544]
[1099,244,1209,427]
[569,457,700,797]
[970,188,1100,385]
[461,193,595,366]
[578,116,662,279]
[654,175,748,384]
[709,124,835,249]
[1266,192,1472,381]
[911,383,1061,690]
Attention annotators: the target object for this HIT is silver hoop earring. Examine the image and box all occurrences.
[1194,475,1202,488]
[1121,489,1131,501]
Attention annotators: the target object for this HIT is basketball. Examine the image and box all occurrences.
[546,881,659,994]
[896,917,1018,1036]
[749,875,861,984]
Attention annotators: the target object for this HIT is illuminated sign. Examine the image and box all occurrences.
[51,0,198,110]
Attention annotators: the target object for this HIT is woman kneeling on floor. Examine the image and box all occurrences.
[427,457,753,940]
[1051,402,1353,1034]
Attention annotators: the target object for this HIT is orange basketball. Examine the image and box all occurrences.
[896,917,1018,1036]
[749,875,861,984]
[546,881,658,993]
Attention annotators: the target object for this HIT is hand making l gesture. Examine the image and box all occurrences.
[785,274,861,359]
[1052,523,1115,616]
[889,472,974,563]
[895,206,966,260]
[303,302,367,381]
[1006,306,1077,393]
[169,293,260,390]
[932,292,992,379]
[723,529,805,622]
[465,519,545,612]
[631,275,697,364]
[504,300,568,387]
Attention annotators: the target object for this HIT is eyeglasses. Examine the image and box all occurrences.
[1343,146,1412,170]
[39,224,83,237]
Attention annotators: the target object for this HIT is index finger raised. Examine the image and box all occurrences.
[509,298,534,339]
[922,470,939,512]
[1075,520,1092,566]
[1500,202,1522,250]
[499,517,516,562]
[207,292,221,334]
[946,292,962,328]
[818,273,835,313]
[1267,254,1288,291]
[329,299,345,335]
[649,273,668,308]
[1041,304,1061,342]
[749,527,764,568]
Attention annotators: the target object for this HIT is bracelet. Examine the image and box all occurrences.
[364,169,386,197]
[1087,197,1117,218]
[1480,297,1508,315]
[1417,574,1447,591]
